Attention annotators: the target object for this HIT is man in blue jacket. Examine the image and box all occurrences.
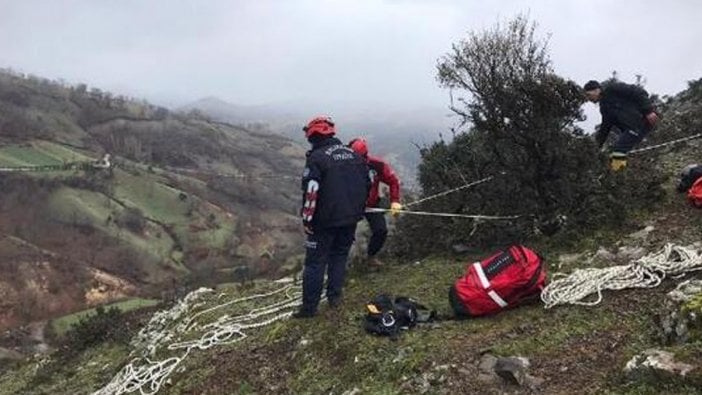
[293,116,370,318]
[584,80,659,171]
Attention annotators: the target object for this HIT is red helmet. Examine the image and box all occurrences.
[303,116,336,138]
[349,137,368,157]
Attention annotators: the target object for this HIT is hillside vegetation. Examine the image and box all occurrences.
[0,69,307,332]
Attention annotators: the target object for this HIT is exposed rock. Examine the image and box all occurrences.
[458,367,472,377]
[593,247,616,262]
[478,353,498,373]
[657,280,702,344]
[624,349,695,380]
[342,387,361,395]
[525,374,545,389]
[452,244,472,254]
[616,246,647,261]
[556,253,584,270]
[494,357,530,386]
[0,347,23,361]
[627,225,655,241]
[476,373,497,384]
[668,279,702,303]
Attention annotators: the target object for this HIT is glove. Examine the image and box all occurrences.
[645,111,659,127]
[390,202,402,217]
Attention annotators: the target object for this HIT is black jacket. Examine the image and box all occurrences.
[301,136,370,229]
[595,82,656,146]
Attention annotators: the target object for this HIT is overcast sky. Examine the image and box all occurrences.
[1,0,701,126]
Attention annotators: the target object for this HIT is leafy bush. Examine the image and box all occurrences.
[61,306,130,355]
[392,16,664,257]
[119,207,146,233]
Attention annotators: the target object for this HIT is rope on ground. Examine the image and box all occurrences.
[366,207,522,221]
[629,132,702,154]
[94,284,303,395]
[541,243,702,309]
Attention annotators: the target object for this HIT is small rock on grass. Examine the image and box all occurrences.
[624,349,695,380]
[494,357,530,386]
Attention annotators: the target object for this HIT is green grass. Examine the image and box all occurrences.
[51,298,160,336]
[0,343,130,395]
[33,140,92,162]
[112,170,191,225]
[0,140,93,167]
[112,168,236,252]
[0,145,62,167]
[2,255,699,394]
[47,187,182,271]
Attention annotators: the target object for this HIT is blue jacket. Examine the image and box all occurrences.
[301,136,370,229]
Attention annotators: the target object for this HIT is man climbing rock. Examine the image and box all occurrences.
[584,80,659,171]
[348,137,402,266]
[293,116,370,318]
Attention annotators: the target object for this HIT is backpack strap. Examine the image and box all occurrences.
[472,262,508,308]
[394,297,437,324]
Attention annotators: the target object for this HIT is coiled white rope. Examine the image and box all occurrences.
[94,283,303,395]
[541,244,702,308]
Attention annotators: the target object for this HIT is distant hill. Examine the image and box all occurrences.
[178,96,301,124]
[180,97,454,190]
[0,69,307,330]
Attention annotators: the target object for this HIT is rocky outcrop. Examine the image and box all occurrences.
[657,279,702,344]
[624,349,695,380]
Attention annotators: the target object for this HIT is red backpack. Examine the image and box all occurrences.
[450,245,546,317]
[688,177,702,208]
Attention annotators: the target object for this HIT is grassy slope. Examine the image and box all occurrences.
[3,139,702,394]
[4,220,700,395]
[0,140,92,167]
[50,298,160,336]
[1,140,237,272]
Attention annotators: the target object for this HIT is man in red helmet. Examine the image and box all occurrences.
[293,116,370,318]
[348,137,402,267]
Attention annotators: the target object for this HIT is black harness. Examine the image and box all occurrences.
[363,294,436,339]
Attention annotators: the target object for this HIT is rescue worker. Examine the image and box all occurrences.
[348,137,402,266]
[583,79,659,171]
[293,116,370,318]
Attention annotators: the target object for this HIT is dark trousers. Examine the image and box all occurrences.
[613,127,651,154]
[364,212,388,257]
[301,224,357,313]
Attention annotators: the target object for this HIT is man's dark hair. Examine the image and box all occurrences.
[583,80,601,91]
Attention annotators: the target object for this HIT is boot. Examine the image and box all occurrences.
[292,308,316,319]
[328,298,342,310]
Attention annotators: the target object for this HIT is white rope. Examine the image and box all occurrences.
[629,132,702,154]
[404,175,499,208]
[94,283,304,395]
[365,207,521,221]
[541,244,702,308]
